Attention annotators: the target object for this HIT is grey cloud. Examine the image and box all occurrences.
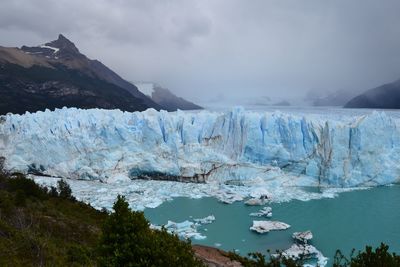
[1,0,400,104]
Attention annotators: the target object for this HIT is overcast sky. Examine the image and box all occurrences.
[1,0,400,103]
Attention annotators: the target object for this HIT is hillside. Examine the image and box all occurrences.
[151,85,202,111]
[0,169,204,266]
[0,35,163,115]
[344,79,400,109]
[135,83,202,111]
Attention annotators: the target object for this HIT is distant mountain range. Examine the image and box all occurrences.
[305,78,400,109]
[0,34,201,115]
[344,79,400,109]
[135,83,202,111]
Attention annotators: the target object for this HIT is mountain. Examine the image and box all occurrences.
[304,89,359,107]
[135,83,202,111]
[0,34,163,115]
[344,79,400,109]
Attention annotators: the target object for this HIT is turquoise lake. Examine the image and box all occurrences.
[145,185,400,265]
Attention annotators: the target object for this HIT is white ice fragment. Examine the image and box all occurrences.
[194,215,216,225]
[281,243,328,267]
[250,220,290,234]
[249,207,272,217]
[292,230,313,244]
[245,197,268,206]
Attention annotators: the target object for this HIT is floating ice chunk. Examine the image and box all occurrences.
[250,220,290,234]
[281,243,327,267]
[245,197,268,206]
[249,207,272,217]
[292,231,313,244]
[194,215,216,225]
[164,220,199,239]
[216,191,244,204]
[154,215,215,241]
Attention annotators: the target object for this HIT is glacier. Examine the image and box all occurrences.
[1,107,399,188]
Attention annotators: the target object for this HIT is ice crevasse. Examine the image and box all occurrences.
[0,107,399,187]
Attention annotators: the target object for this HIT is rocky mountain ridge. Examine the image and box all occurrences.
[0,34,201,114]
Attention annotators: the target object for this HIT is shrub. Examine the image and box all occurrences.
[334,243,400,267]
[97,195,204,267]
[67,244,91,265]
[57,179,74,200]
[227,251,301,267]
[6,174,47,200]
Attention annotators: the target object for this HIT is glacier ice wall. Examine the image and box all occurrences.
[0,107,399,187]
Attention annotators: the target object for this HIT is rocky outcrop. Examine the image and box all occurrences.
[193,245,242,267]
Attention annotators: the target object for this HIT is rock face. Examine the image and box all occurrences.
[193,245,242,267]
[344,79,400,109]
[1,108,399,187]
[250,220,290,233]
[0,34,164,115]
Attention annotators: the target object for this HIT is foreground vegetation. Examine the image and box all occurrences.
[0,166,399,266]
[0,169,203,266]
[228,244,400,267]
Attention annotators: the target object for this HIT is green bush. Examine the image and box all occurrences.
[227,251,301,267]
[97,195,204,267]
[57,179,74,200]
[67,244,91,265]
[334,243,400,267]
[6,173,47,200]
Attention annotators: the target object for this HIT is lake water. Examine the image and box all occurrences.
[145,185,400,265]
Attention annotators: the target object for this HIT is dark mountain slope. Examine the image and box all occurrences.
[0,62,150,115]
[20,34,161,109]
[151,85,202,111]
[344,79,400,109]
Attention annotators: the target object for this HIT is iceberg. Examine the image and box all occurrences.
[1,107,399,188]
[150,215,216,240]
[276,230,327,267]
[281,243,327,267]
[244,197,268,206]
[292,231,313,244]
[250,220,290,233]
[194,215,216,225]
[249,207,272,217]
